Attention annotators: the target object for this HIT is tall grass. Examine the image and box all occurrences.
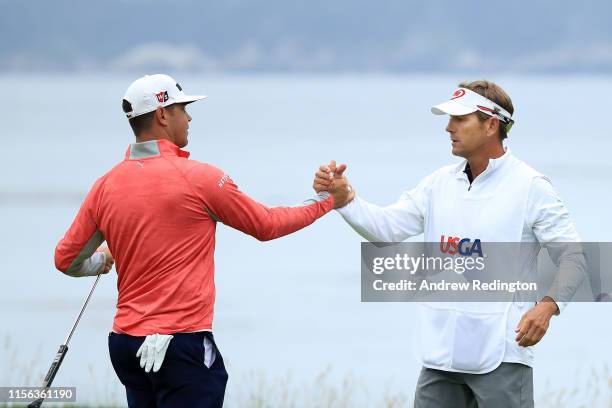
[2,334,611,407]
[535,364,612,408]
[226,366,410,407]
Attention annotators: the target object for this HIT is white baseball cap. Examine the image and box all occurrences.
[431,87,514,131]
[122,74,206,119]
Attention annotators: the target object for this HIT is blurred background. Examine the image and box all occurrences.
[3,0,612,74]
[1,1,611,406]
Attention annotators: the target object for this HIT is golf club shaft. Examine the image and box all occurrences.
[28,275,102,408]
[65,274,101,345]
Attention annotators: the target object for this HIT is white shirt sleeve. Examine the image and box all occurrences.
[526,176,586,313]
[527,177,580,243]
[336,176,430,242]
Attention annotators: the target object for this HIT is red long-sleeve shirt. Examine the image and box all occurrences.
[55,139,333,335]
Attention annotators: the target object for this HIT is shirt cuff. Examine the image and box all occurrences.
[552,299,567,315]
[302,191,331,206]
[336,194,359,214]
[539,296,565,315]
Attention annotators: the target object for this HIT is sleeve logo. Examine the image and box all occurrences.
[217,174,230,188]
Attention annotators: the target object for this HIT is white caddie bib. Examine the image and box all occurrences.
[414,151,542,374]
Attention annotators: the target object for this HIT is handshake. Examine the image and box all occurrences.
[313,160,356,209]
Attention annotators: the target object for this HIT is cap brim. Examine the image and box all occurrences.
[176,95,207,105]
[431,100,477,116]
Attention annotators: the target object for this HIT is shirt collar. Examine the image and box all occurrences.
[125,139,190,160]
[454,147,512,179]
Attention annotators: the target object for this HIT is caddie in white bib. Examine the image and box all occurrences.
[314,80,583,408]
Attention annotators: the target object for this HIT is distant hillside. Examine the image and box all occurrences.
[1,0,611,73]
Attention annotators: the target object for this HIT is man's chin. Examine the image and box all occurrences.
[451,148,466,158]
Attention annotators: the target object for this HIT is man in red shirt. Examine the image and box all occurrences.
[54,74,352,408]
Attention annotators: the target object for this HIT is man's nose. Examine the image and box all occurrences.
[187,113,192,122]
[445,119,454,134]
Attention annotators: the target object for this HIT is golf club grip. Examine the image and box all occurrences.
[27,398,43,408]
[27,344,69,407]
[43,344,69,386]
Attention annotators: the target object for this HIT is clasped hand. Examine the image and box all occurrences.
[313,160,355,209]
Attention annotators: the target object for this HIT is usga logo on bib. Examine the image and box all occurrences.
[439,235,483,257]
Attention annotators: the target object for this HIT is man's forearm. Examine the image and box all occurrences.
[337,197,388,242]
[220,193,334,242]
[545,243,587,313]
[337,196,424,243]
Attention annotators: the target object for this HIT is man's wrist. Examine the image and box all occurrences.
[538,296,560,316]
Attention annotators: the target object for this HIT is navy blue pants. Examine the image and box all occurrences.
[108,331,228,408]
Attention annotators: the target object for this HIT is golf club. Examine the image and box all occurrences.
[27,274,102,408]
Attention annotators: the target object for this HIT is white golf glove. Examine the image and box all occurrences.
[136,334,174,373]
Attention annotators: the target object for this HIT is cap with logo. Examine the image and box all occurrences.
[122,74,206,119]
[431,87,514,133]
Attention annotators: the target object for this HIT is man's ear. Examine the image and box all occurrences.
[154,106,169,127]
[486,117,500,138]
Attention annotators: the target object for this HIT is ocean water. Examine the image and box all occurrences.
[1,74,611,406]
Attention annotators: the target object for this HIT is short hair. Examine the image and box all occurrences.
[459,80,514,141]
[122,99,155,136]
